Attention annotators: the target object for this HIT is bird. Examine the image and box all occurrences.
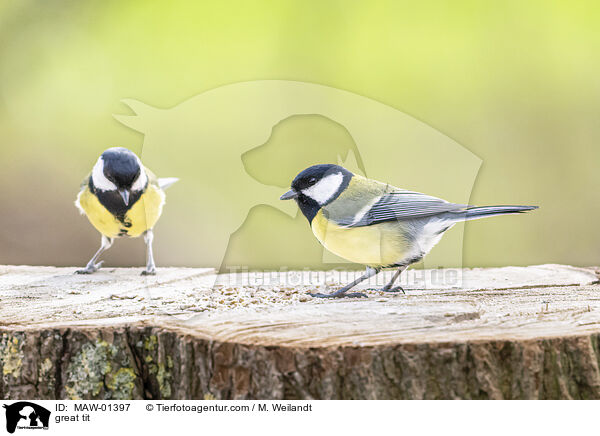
[75,147,178,275]
[281,164,537,298]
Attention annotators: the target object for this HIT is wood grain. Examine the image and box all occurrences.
[0,264,599,399]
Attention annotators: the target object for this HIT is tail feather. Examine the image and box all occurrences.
[460,205,538,221]
[158,177,179,190]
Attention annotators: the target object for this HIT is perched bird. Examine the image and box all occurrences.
[281,164,537,298]
[75,147,178,275]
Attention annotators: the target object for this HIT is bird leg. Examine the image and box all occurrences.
[380,265,407,293]
[76,235,113,274]
[310,266,379,298]
[141,229,156,276]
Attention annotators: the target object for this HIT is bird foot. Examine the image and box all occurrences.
[141,269,156,276]
[309,291,368,299]
[380,285,405,294]
[75,261,104,275]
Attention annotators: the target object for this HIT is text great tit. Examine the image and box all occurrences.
[281,164,538,298]
[75,147,178,275]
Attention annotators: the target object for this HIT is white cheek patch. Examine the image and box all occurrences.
[302,172,344,205]
[91,157,117,191]
[131,168,148,192]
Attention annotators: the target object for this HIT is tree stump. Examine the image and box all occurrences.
[0,264,599,399]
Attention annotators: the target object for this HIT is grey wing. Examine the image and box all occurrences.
[74,174,91,215]
[336,190,467,227]
[79,173,91,190]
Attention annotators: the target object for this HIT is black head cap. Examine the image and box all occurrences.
[101,147,141,189]
[290,164,352,193]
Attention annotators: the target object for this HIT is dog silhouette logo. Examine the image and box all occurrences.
[2,402,50,433]
[115,80,480,274]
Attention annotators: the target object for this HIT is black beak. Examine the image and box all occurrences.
[119,189,131,206]
[280,189,298,200]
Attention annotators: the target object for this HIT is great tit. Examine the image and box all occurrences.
[281,164,537,298]
[75,147,178,275]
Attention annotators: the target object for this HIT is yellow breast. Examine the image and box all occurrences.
[76,185,165,238]
[311,209,409,268]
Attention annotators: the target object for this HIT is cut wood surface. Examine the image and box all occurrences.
[0,264,599,400]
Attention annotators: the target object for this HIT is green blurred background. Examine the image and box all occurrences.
[0,0,598,270]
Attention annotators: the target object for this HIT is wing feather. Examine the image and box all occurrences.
[337,190,467,227]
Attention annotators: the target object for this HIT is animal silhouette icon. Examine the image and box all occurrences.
[3,402,50,434]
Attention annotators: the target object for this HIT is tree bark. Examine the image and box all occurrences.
[0,265,599,399]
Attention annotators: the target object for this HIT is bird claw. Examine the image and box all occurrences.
[141,269,156,276]
[344,292,368,298]
[75,261,104,275]
[309,291,368,299]
[381,285,405,294]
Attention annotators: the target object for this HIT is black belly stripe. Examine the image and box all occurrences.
[119,220,133,236]
[90,179,144,224]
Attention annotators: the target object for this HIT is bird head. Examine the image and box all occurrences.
[91,147,148,206]
[280,164,352,207]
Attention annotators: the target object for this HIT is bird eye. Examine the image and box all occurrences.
[309,177,317,185]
